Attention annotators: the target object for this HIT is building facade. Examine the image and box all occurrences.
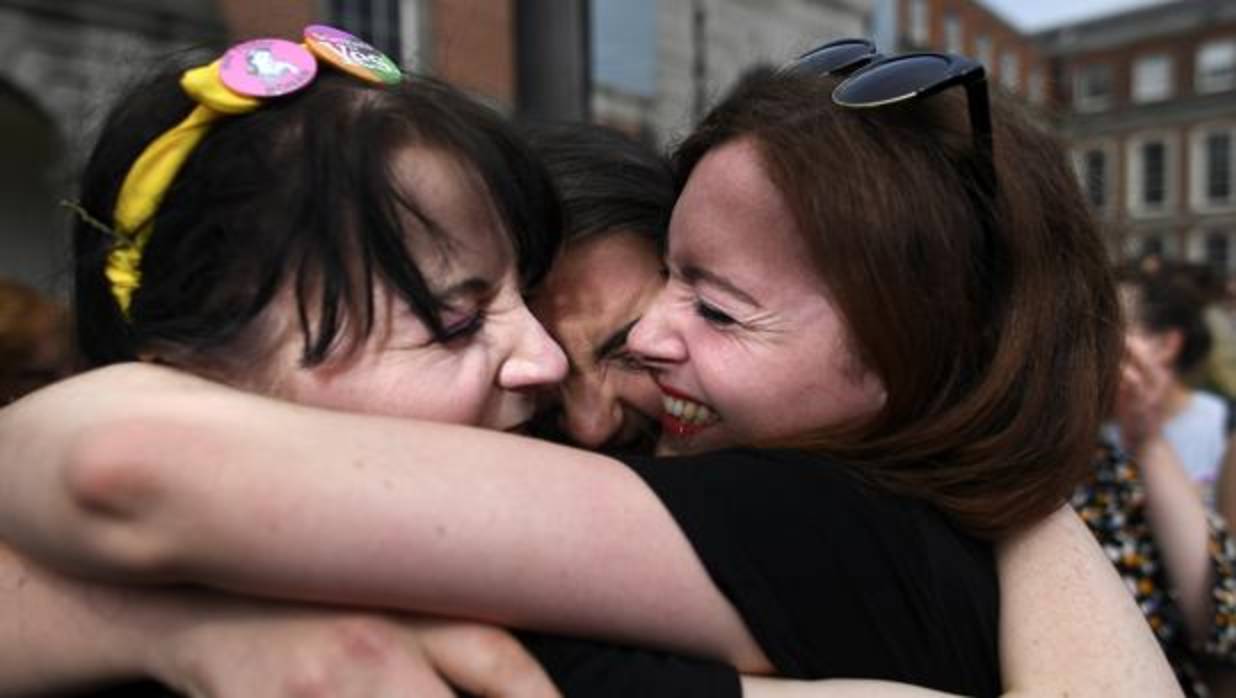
[891,0,1048,105]
[0,0,516,291]
[1039,1,1236,269]
[593,0,875,145]
[885,0,1236,272]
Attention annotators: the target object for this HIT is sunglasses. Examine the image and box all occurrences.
[788,38,996,193]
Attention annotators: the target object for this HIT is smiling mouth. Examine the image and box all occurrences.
[660,393,720,437]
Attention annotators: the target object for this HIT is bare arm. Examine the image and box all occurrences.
[0,364,1181,694]
[0,541,561,698]
[1116,334,1213,644]
[0,363,767,670]
[997,506,1182,697]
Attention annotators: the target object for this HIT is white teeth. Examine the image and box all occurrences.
[661,395,718,425]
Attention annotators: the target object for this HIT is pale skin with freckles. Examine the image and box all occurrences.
[0,141,1181,696]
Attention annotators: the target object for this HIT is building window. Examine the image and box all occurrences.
[1000,51,1020,91]
[1143,141,1166,206]
[1206,231,1231,271]
[975,35,993,71]
[943,13,963,54]
[909,0,929,46]
[1142,234,1165,258]
[1082,149,1107,209]
[1198,39,1236,93]
[1128,134,1175,216]
[1075,63,1112,111]
[1207,132,1233,201]
[1133,54,1173,102]
[1191,126,1236,211]
[1028,67,1046,105]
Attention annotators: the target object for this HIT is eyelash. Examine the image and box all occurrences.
[438,310,486,343]
[695,300,738,327]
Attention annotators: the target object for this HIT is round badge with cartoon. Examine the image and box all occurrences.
[219,38,317,97]
[304,25,402,85]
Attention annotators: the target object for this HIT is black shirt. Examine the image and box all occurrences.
[624,448,1001,696]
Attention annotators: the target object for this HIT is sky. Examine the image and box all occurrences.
[980,0,1173,31]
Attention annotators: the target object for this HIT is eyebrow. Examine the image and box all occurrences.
[435,277,493,302]
[681,265,762,309]
[594,318,639,362]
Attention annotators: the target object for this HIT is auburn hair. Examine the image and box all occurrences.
[674,67,1121,538]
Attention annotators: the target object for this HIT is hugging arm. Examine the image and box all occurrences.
[0,540,565,698]
[0,364,1179,694]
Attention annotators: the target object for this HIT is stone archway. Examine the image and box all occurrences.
[0,79,65,294]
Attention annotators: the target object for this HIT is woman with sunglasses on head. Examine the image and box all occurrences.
[0,42,1178,696]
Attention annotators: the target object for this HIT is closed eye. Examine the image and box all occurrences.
[695,300,739,327]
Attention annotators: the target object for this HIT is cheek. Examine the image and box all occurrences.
[615,371,663,419]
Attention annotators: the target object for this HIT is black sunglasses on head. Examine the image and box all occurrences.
[787,38,996,193]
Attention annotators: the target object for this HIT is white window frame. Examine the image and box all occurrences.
[1000,51,1020,92]
[975,35,993,72]
[1124,230,1176,260]
[1126,131,1178,219]
[1073,140,1117,213]
[1190,122,1236,212]
[1132,53,1173,103]
[1186,227,1236,273]
[943,13,963,55]
[1197,39,1236,94]
[909,0,929,46]
[1074,63,1113,112]
[1027,67,1046,105]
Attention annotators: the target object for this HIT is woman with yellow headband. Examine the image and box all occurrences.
[3,27,763,697]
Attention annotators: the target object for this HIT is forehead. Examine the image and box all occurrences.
[533,231,662,357]
[670,138,827,300]
[389,145,513,282]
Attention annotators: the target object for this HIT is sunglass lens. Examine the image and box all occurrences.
[793,40,875,76]
[834,54,953,106]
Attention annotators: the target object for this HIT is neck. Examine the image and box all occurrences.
[1163,380,1194,419]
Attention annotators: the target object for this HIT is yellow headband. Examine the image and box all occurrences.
[104,26,402,318]
[106,62,261,316]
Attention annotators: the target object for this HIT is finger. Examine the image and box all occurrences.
[419,624,561,698]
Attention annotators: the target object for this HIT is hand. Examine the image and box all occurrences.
[1114,334,1170,453]
[150,599,561,698]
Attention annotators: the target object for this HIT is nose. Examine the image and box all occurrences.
[627,286,687,367]
[560,376,623,449]
[499,305,568,390]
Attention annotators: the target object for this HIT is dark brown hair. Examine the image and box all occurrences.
[73,67,560,377]
[674,67,1121,538]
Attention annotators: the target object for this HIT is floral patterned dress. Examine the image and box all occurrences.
[1073,443,1236,697]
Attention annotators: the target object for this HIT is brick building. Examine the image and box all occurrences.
[1038,1,1236,268]
[891,0,1048,105]
[0,0,513,291]
[884,0,1236,271]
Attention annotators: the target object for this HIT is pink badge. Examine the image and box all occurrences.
[219,39,317,97]
[304,25,402,84]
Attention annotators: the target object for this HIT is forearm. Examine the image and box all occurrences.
[0,364,766,670]
[1135,435,1214,645]
[0,543,183,695]
[997,506,1182,697]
